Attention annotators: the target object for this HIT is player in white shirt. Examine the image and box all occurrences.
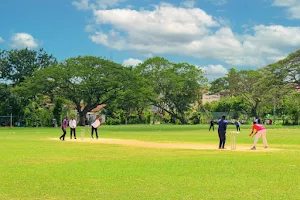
[91,115,102,139]
[69,116,77,139]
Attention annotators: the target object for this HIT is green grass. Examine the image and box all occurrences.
[1,125,300,200]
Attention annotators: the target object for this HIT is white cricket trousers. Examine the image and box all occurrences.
[253,129,268,147]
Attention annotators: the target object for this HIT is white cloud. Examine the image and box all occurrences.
[180,0,196,8]
[142,53,153,58]
[72,0,125,10]
[11,33,38,49]
[207,0,228,6]
[237,25,300,65]
[126,5,134,9]
[72,0,90,10]
[83,3,300,67]
[85,24,95,32]
[199,64,228,79]
[91,3,219,50]
[272,0,300,19]
[122,58,143,66]
[0,37,4,43]
[245,25,300,48]
[93,4,219,36]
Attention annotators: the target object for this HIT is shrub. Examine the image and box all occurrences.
[105,117,121,125]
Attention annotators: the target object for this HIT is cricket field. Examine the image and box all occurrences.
[0,125,299,200]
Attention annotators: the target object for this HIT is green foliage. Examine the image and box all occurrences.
[111,109,125,124]
[52,98,64,125]
[136,57,208,124]
[1,48,300,126]
[208,49,299,121]
[209,97,249,112]
[0,84,25,118]
[119,68,154,112]
[0,84,12,115]
[266,50,299,85]
[23,99,53,127]
[106,66,154,124]
[0,48,56,85]
[162,112,171,124]
[143,110,153,124]
[38,108,54,127]
[282,92,300,125]
[210,68,269,117]
[17,56,127,125]
[105,117,121,125]
[189,112,201,124]
[259,51,299,120]
[209,77,228,93]
[0,48,56,122]
[127,115,140,124]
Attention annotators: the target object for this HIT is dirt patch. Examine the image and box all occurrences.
[49,138,281,152]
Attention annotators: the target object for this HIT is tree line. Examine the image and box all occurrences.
[0,48,299,126]
[207,50,300,125]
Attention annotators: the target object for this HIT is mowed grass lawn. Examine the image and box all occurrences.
[1,124,300,200]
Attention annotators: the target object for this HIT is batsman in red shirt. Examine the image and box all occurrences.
[249,121,268,150]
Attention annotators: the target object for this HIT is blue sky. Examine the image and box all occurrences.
[0,0,300,79]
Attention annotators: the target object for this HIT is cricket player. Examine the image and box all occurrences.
[69,116,77,139]
[91,115,102,139]
[235,120,241,131]
[249,121,268,150]
[59,116,68,141]
[218,115,228,149]
[209,120,214,131]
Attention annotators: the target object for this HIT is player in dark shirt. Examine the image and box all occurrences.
[209,120,214,131]
[218,115,228,149]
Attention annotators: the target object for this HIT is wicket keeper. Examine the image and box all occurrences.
[249,121,268,150]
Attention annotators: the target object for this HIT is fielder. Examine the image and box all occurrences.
[249,121,268,150]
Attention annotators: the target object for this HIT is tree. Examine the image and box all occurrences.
[209,97,250,113]
[16,56,126,125]
[0,48,57,85]
[210,69,266,117]
[114,68,154,124]
[0,84,11,116]
[22,95,53,127]
[52,98,64,125]
[277,49,300,85]
[226,68,241,97]
[136,57,207,124]
[0,83,25,119]
[209,77,228,94]
[261,55,297,121]
[282,92,300,125]
[231,70,266,117]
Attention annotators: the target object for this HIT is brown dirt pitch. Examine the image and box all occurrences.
[49,138,281,152]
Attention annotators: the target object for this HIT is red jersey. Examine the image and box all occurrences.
[252,124,266,131]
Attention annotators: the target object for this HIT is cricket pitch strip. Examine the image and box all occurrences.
[49,138,281,152]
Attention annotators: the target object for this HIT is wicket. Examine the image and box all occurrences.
[229,131,239,150]
[81,125,90,140]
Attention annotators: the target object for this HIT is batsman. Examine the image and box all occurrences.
[249,121,268,150]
